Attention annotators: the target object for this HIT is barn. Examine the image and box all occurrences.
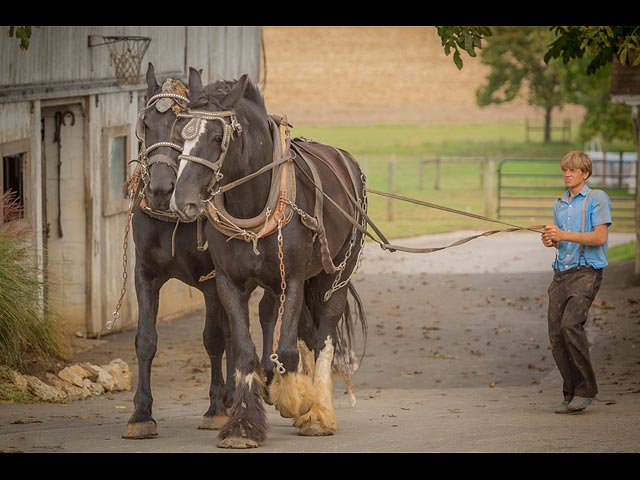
[0,26,263,337]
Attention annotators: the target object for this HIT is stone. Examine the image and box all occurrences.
[9,370,29,393]
[25,375,66,403]
[82,378,105,396]
[57,366,85,388]
[79,363,100,383]
[102,359,131,392]
[45,373,84,402]
[92,365,117,392]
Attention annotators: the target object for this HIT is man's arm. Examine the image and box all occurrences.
[542,224,608,247]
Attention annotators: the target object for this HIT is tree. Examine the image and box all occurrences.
[8,26,35,50]
[475,26,574,142]
[437,26,640,71]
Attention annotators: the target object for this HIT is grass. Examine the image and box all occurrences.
[291,121,637,260]
[0,191,68,374]
[608,241,637,263]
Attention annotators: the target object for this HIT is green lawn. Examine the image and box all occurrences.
[291,121,637,262]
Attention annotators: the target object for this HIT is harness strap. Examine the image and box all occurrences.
[197,216,208,251]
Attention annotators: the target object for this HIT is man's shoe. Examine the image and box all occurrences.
[554,401,571,414]
[567,396,592,412]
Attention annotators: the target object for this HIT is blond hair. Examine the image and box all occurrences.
[560,151,593,178]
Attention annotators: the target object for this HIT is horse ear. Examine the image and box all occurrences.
[188,66,203,101]
[146,62,159,99]
[221,74,249,110]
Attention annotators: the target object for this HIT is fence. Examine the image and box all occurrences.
[360,154,636,232]
[524,119,571,143]
[497,157,636,228]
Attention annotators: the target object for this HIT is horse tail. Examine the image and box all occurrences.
[332,282,367,406]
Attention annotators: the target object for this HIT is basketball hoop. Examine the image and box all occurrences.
[88,35,152,85]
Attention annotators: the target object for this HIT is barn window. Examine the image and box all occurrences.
[1,141,29,224]
[102,125,131,216]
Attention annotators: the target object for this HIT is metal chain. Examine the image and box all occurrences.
[107,189,138,330]
[269,218,287,374]
[323,170,368,301]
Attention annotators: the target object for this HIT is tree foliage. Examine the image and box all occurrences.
[544,26,640,74]
[475,27,574,142]
[8,26,35,50]
[436,26,492,70]
[438,25,640,74]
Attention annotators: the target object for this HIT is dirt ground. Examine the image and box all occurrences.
[1,230,638,453]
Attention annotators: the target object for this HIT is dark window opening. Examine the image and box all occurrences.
[3,153,25,222]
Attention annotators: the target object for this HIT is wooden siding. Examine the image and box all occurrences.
[1,26,261,92]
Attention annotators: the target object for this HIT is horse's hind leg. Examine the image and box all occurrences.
[293,282,346,436]
[124,267,164,439]
[199,287,229,430]
[258,291,277,394]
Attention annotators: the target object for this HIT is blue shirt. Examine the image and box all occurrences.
[552,185,612,271]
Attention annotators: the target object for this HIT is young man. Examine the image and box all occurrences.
[541,151,612,414]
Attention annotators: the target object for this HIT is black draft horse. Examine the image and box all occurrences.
[170,68,367,448]
[124,63,280,438]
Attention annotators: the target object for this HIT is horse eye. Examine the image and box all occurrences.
[211,134,223,143]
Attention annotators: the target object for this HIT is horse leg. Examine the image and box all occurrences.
[123,266,164,439]
[268,280,316,420]
[294,283,348,436]
[215,274,268,449]
[199,287,229,430]
[258,292,277,393]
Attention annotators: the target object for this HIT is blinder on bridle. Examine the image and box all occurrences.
[136,80,190,177]
[176,109,243,189]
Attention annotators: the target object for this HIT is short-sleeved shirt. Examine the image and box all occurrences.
[552,185,612,271]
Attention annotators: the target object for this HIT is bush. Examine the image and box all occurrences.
[0,191,69,372]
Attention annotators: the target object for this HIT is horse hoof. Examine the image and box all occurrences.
[198,415,228,430]
[217,436,259,449]
[122,421,158,439]
[298,423,334,437]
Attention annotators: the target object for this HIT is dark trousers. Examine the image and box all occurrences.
[547,266,602,401]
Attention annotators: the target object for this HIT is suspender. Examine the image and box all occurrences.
[553,189,596,270]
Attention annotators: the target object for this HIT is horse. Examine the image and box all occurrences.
[124,63,274,438]
[170,68,368,448]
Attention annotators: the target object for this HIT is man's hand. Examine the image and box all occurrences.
[541,225,560,248]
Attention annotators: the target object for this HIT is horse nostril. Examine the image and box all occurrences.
[184,203,199,220]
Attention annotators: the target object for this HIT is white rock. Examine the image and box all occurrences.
[92,365,117,392]
[82,378,105,396]
[25,375,66,403]
[57,366,85,388]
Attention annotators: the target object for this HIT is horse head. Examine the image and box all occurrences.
[170,68,271,223]
[137,62,189,211]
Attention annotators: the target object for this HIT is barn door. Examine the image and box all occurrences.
[98,123,135,335]
[41,103,87,334]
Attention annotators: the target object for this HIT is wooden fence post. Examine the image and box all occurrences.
[483,157,495,218]
[434,156,441,191]
[388,155,395,221]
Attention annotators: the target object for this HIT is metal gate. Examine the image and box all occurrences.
[497,157,636,228]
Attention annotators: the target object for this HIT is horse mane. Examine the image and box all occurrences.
[190,76,266,113]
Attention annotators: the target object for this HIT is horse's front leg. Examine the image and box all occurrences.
[215,273,268,449]
[198,285,229,430]
[123,265,165,439]
[268,278,316,420]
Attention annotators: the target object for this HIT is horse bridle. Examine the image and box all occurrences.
[176,109,243,193]
[136,90,189,179]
